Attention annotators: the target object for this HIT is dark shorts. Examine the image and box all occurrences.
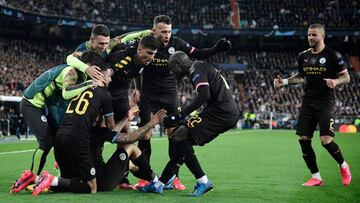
[296,99,335,138]
[96,148,129,191]
[139,91,180,127]
[112,95,130,122]
[187,103,240,146]
[20,98,57,151]
[55,130,95,182]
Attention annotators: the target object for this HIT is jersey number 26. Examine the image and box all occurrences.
[66,91,93,115]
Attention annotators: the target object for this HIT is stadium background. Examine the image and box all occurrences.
[0,1,359,202]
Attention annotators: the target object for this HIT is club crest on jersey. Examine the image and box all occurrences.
[40,115,47,123]
[119,153,127,161]
[319,57,326,64]
[90,167,96,175]
[168,47,175,54]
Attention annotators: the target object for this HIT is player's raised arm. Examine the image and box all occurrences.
[117,29,152,44]
[66,53,104,82]
[188,38,232,59]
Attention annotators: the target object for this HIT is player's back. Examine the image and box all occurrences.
[57,87,112,136]
[192,61,236,111]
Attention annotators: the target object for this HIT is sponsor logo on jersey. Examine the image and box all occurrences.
[303,67,327,75]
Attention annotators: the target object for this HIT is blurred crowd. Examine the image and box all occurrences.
[4,0,230,28]
[238,0,360,29]
[0,38,69,96]
[2,0,359,28]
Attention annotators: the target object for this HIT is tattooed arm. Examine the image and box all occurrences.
[112,109,167,144]
[273,72,305,88]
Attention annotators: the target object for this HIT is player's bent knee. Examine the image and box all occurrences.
[129,160,138,173]
[172,126,189,143]
[121,144,137,157]
[320,135,332,145]
[299,136,311,140]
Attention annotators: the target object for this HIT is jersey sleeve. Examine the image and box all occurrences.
[100,89,114,117]
[107,50,132,78]
[297,53,305,77]
[175,37,195,55]
[191,64,209,92]
[333,51,348,74]
[74,42,87,52]
[120,30,151,44]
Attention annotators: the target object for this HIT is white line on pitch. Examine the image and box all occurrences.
[0,149,35,155]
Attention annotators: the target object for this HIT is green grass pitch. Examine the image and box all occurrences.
[0,129,359,202]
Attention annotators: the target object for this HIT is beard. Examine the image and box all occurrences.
[309,41,318,48]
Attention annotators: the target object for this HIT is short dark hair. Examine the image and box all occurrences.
[153,15,172,26]
[80,51,109,71]
[91,24,110,37]
[309,23,325,36]
[139,35,161,50]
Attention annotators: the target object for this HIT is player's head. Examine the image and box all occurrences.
[136,35,161,65]
[90,24,110,53]
[152,15,172,47]
[80,51,113,87]
[168,51,193,79]
[307,23,325,48]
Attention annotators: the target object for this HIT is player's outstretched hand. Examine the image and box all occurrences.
[86,65,105,83]
[215,38,232,52]
[150,109,167,126]
[324,78,339,89]
[273,75,283,88]
[128,105,140,121]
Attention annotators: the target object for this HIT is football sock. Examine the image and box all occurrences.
[340,161,348,169]
[168,139,182,177]
[50,177,70,192]
[138,139,151,161]
[299,140,319,174]
[69,177,91,193]
[197,175,209,184]
[311,172,322,180]
[175,140,205,179]
[132,153,155,181]
[51,177,59,186]
[58,177,70,188]
[159,159,180,184]
[322,141,345,165]
[35,176,40,184]
[31,148,49,175]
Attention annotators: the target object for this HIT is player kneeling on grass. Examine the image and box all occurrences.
[138,51,240,197]
[32,109,168,195]
[10,51,105,194]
